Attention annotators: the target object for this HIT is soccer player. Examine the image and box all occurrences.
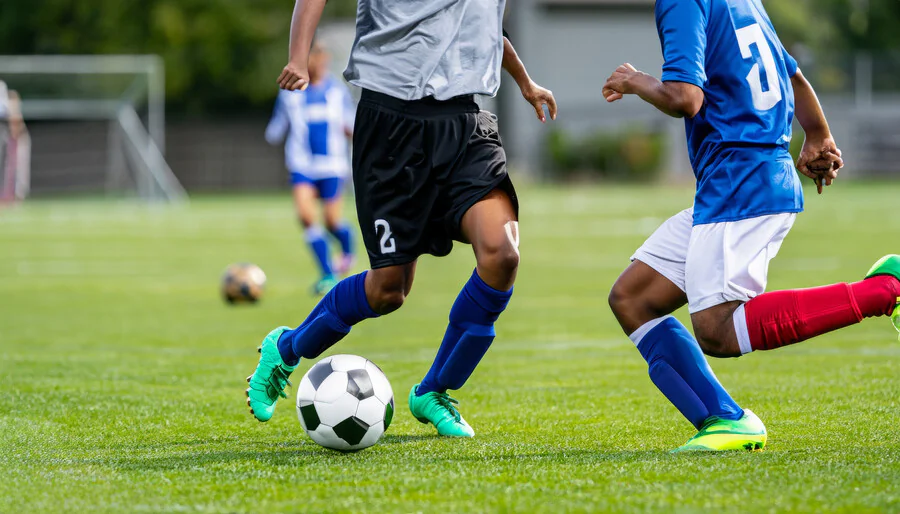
[246,0,557,436]
[602,0,900,451]
[265,40,356,294]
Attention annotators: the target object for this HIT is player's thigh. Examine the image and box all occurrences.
[443,111,517,243]
[609,260,688,335]
[291,182,319,225]
[446,111,520,289]
[630,207,694,294]
[318,178,345,228]
[322,197,344,229]
[353,102,436,269]
[684,212,796,315]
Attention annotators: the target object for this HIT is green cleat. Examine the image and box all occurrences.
[865,254,900,341]
[672,410,767,453]
[246,327,297,422]
[313,275,339,296]
[408,384,475,438]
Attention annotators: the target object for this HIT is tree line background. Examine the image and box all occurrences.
[1,0,898,114]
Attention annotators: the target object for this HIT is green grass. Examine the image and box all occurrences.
[1,183,899,513]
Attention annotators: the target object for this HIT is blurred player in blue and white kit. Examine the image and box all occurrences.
[266,40,356,294]
[603,0,900,451]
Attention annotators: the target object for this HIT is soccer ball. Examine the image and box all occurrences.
[296,354,394,451]
[221,263,266,304]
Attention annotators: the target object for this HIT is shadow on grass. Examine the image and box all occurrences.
[81,431,784,473]
[84,443,693,473]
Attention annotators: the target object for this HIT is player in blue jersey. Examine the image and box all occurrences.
[602,0,900,452]
[266,40,356,295]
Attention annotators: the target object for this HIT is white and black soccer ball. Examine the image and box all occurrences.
[296,354,394,451]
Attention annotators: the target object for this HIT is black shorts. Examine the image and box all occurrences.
[353,89,518,269]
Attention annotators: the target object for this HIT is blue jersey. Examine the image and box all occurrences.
[656,0,802,225]
[265,75,356,180]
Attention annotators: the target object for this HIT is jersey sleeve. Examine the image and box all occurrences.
[340,83,357,133]
[265,92,290,145]
[782,48,798,78]
[656,0,708,88]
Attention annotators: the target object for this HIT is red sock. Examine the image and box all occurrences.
[745,276,900,352]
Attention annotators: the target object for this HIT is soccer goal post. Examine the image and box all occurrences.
[0,55,187,202]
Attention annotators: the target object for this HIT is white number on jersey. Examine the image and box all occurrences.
[374,219,396,254]
[735,23,782,112]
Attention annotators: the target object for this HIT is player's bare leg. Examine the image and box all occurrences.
[364,262,417,315]
[292,182,318,228]
[608,261,687,334]
[463,189,520,291]
[409,189,519,437]
[609,261,765,452]
[323,194,355,276]
[690,255,900,358]
[292,183,338,294]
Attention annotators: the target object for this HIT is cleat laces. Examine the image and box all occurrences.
[264,366,293,402]
[433,393,462,422]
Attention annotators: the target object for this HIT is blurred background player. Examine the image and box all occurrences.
[0,83,30,203]
[603,0,900,452]
[248,0,557,436]
[265,40,356,295]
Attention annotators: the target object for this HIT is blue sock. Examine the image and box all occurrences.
[417,270,513,396]
[329,223,354,256]
[633,316,743,428]
[276,271,378,365]
[306,226,333,277]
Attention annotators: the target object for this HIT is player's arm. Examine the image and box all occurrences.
[602,64,704,118]
[265,95,290,145]
[342,86,355,139]
[502,35,557,123]
[277,0,327,91]
[791,69,842,193]
[604,0,705,118]
[7,90,25,139]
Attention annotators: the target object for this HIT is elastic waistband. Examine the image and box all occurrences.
[360,89,479,116]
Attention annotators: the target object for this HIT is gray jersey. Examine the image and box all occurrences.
[344,0,506,101]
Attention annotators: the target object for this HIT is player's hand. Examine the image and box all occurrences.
[797,136,843,194]
[602,63,640,103]
[520,81,557,123]
[277,62,310,91]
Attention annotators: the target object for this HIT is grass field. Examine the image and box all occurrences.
[1,183,899,513]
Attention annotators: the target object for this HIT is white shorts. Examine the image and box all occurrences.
[632,208,796,313]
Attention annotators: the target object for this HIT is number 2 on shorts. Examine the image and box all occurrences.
[374,219,396,254]
[735,23,782,112]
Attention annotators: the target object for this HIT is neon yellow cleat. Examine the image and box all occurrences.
[864,254,900,341]
[672,410,767,453]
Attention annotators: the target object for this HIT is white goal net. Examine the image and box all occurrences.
[0,55,187,202]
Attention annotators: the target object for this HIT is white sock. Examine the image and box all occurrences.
[628,316,673,346]
[733,304,753,355]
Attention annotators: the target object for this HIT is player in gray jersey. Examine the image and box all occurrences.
[247,0,557,437]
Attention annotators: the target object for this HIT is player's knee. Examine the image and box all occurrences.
[477,243,519,279]
[607,282,630,317]
[368,288,405,315]
[608,281,645,330]
[694,327,738,358]
[366,278,408,315]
